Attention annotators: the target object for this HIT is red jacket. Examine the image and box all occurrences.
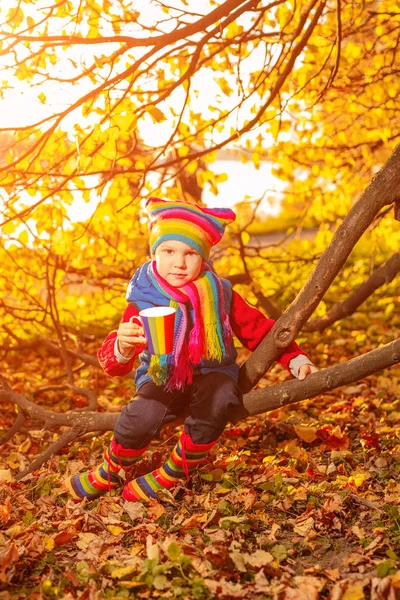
[98,291,309,378]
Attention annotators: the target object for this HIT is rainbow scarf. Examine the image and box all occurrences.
[126,261,232,391]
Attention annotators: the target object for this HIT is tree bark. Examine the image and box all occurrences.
[241,336,400,416]
[305,252,400,332]
[239,143,400,393]
[394,197,400,221]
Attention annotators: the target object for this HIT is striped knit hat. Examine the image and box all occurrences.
[146,197,236,259]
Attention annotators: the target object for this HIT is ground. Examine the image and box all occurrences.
[0,318,399,599]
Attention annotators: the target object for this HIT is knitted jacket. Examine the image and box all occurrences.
[98,289,311,386]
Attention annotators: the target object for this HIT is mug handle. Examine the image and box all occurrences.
[130,315,142,326]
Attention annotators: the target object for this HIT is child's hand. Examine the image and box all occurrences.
[117,317,147,357]
[298,364,318,380]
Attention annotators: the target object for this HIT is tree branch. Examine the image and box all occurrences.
[239,143,400,393]
[306,252,400,332]
[240,336,400,417]
[1,338,399,477]
[0,411,25,445]
[0,0,252,49]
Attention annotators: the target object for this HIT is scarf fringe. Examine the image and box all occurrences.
[148,354,169,387]
[165,341,193,391]
[205,321,224,362]
[188,324,203,364]
[223,313,232,352]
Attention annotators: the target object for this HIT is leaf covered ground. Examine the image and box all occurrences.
[1,320,400,600]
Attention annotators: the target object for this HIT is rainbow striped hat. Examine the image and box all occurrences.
[146,197,236,258]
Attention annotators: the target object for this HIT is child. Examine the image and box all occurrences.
[65,198,317,502]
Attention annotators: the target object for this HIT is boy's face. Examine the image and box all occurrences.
[154,240,203,286]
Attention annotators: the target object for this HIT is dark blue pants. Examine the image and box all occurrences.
[114,372,243,449]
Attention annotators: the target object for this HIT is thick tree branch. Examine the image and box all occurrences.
[239,143,400,393]
[395,197,400,221]
[0,0,253,49]
[241,336,400,417]
[0,411,25,446]
[15,428,83,482]
[306,252,400,332]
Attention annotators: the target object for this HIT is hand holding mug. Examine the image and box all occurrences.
[117,316,147,357]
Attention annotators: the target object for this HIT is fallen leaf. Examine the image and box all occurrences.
[219,515,247,527]
[294,425,318,443]
[293,516,315,537]
[123,501,146,522]
[229,551,247,572]
[322,494,344,514]
[0,543,19,583]
[342,583,365,600]
[284,576,324,599]
[245,549,273,568]
[343,385,364,395]
[0,471,13,483]
[0,497,11,523]
[351,524,365,539]
[348,471,371,488]
[343,553,367,566]
[324,568,341,582]
[53,527,79,546]
[146,536,159,561]
[130,544,143,556]
[108,525,125,536]
[75,532,98,551]
[146,499,166,519]
[317,425,349,450]
[267,522,281,541]
[111,564,138,579]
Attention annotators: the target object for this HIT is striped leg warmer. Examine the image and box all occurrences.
[65,438,148,501]
[122,430,217,502]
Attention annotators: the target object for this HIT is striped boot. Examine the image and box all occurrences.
[122,430,217,502]
[65,438,148,501]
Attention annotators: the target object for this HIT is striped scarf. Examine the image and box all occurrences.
[127,261,232,391]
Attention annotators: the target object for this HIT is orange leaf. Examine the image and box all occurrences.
[0,497,11,524]
[0,543,19,583]
[53,527,79,546]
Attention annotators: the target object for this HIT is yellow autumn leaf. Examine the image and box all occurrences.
[45,536,55,552]
[343,584,365,600]
[177,145,189,157]
[0,470,13,483]
[6,453,21,469]
[130,544,143,556]
[215,172,228,183]
[5,525,22,537]
[108,525,125,536]
[38,92,46,104]
[148,105,166,123]
[2,221,17,235]
[18,439,31,453]
[111,564,137,579]
[18,230,29,245]
[349,471,371,488]
[135,159,146,170]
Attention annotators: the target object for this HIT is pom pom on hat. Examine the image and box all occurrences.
[146,197,236,258]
